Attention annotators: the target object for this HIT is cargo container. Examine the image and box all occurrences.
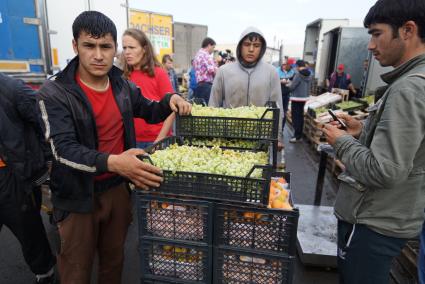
[316,27,370,91]
[0,0,52,86]
[302,18,349,79]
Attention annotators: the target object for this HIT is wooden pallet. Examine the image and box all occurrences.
[390,240,419,284]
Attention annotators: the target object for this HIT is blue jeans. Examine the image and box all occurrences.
[188,88,194,100]
[136,141,154,150]
[419,220,425,284]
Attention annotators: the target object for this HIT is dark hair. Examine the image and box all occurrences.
[364,0,425,41]
[72,11,117,43]
[296,59,306,67]
[162,54,173,64]
[121,28,160,78]
[201,37,216,48]
[242,33,264,45]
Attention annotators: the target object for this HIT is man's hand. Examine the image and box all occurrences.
[170,94,192,115]
[322,124,347,145]
[107,148,163,190]
[330,113,363,138]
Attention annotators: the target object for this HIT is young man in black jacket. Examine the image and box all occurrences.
[0,73,56,284]
[37,11,191,284]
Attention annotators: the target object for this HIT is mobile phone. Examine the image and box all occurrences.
[328,109,347,129]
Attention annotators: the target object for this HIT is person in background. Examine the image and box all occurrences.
[209,27,284,151]
[193,37,217,104]
[38,11,191,283]
[187,59,197,100]
[359,59,370,97]
[326,63,357,96]
[305,61,315,78]
[0,73,56,284]
[276,58,295,131]
[162,54,179,93]
[122,29,176,149]
[322,0,425,282]
[287,60,311,143]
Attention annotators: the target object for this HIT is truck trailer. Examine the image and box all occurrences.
[0,0,52,87]
[317,27,370,91]
[303,18,349,80]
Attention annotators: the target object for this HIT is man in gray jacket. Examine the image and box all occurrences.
[209,27,283,150]
[287,60,311,143]
[322,0,425,283]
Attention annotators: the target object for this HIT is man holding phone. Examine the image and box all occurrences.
[322,0,425,283]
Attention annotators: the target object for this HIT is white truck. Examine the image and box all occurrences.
[302,18,349,80]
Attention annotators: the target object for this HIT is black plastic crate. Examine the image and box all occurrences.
[213,247,295,284]
[213,180,299,256]
[141,137,274,206]
[140,239,212,284]
[136,192,213,244]
[176,102,280,141]
[141,279,174,284]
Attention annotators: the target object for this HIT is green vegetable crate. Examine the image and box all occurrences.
[140,137,275,206]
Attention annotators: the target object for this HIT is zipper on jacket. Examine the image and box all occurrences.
[247,72,251,105]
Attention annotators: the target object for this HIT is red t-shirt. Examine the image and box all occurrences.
[76,74,124,180]
[129,66,174,142]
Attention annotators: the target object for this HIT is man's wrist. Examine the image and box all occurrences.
[107,154,118,173]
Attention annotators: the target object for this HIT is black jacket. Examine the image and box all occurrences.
[0,73,48,194]
[38,57,173,212]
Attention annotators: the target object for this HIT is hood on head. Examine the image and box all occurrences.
[298,68,312,81]
[236,27,267,68]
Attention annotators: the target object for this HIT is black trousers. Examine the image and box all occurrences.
[193,82,212,105]
[0,167,55,275]
[290,101,306,139]
[337,220,407,284]
[281,92,290,131]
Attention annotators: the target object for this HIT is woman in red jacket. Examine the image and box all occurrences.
[122,28,175,149]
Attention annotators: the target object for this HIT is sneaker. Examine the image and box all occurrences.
[35,275,56,284]
[35,268,56,284]
[289,137,301,143]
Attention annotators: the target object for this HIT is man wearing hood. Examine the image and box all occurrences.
[287,60,311,142]
[209,27,283,149]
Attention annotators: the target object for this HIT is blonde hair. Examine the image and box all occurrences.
[122,28,161,78]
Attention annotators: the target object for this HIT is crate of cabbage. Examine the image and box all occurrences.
[175,103,280,141]
[140,137,274,205]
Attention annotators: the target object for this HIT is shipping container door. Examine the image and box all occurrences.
[0,0,43,72]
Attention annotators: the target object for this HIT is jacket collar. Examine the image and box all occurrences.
[381,53,425,84]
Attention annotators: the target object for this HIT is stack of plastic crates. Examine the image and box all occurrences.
[213,174,299,284]
[137,193,214,283]
[135,102,299,283]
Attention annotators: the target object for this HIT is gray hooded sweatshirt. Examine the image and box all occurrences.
[208,27,283,140]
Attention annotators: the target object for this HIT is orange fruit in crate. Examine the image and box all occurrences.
[243,212,255,219]
[161,202,169,209]
[281,202,293,210]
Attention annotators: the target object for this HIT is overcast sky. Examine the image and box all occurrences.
[129,0,377,49]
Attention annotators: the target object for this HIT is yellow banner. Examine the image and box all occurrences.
[129,10,173,62]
